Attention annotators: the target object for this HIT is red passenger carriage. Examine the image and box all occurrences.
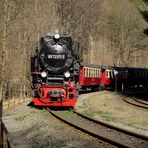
[100,66,114,89]
[79,63,101,91]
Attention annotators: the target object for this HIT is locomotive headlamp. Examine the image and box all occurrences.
[64,71,70,78]
[41,71,47,78]
[54,33,60,39]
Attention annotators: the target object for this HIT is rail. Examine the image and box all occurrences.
[47,108,132,148]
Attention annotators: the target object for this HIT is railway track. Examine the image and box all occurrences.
[47,108,148,148]
[134,98,148,106]
[122,97,148,109]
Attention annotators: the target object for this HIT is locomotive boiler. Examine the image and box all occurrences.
[31,33,80,107]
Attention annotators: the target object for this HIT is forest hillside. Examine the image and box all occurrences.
[0,0,147,97]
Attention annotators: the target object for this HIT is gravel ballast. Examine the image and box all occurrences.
[3,101,109,148]
[3,90,148,147]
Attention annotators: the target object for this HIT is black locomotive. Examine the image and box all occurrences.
[31,34,80,86]
[31,33,80,107]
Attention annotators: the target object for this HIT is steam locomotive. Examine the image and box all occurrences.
[31,33,80,107]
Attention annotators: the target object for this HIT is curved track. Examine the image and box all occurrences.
[134,98,148,106]
[122,97,148,110]
[47,108,148,148]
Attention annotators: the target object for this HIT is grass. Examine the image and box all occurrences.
[112,0,118,5]
[30,110,36,114]
[85,110,98,117]
[59,110,75,117]
[103,115,116,122]
[142,120,148,126]
[76,106,84,109]
[115,107,124,111]
[98,111,116,122]
[85,110,117,122]
[15,114,28,121]
[41,109,49,116]
[131,0,147,10]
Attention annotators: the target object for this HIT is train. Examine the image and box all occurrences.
[31,33,148,107]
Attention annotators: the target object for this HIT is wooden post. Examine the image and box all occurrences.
[0,99,3,147]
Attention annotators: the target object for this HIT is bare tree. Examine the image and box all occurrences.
[108,0,147,66]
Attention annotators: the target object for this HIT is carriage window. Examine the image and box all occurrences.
[93,69,95,77]
[91,69,93,77]
[106,71,109,78]
[98,69,100,77]
[88,69,90,77]
[106,70,111,78]
[85,68,88,77]
[86,68,88,77]
[109,71,111,78]
[90,69,92,77]
[108,71,110,78]
[89,69,91,77]
[94,69,96,77]
[94,69,95,77]
[84,68,86,77]
[97,70,99,77]
[110,71,113,78]
[95,69,97,77]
